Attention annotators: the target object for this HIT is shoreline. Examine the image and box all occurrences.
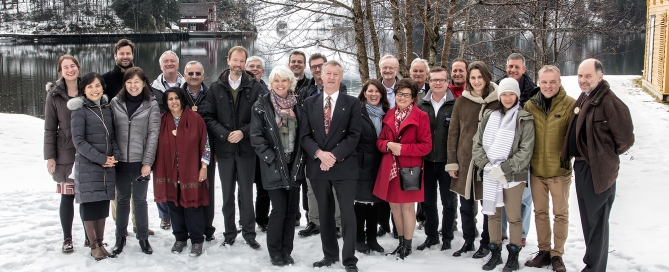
[0,31,257,44]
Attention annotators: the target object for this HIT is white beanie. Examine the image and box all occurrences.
[497,78,521,100]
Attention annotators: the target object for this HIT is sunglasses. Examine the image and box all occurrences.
[187,71,202,77]
[136,175,150,182]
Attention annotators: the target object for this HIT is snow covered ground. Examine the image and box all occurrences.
[0,75,666,272]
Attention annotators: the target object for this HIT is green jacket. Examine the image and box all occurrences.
[524,87,575,178]
[417,90,455,163]
[472,108,535,186]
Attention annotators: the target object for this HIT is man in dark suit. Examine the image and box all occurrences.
[299,60,361,272]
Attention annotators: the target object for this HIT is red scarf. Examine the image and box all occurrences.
[449,81,466,99]
[153,108,209,208]
[390,103,413,181]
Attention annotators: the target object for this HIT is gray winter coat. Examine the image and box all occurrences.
[68,95,119,204]
[110,96,161,165]
[44,78,78,182]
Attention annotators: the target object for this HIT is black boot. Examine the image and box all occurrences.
[452,242,475,257]
[386,236,404,256]
[111,236,126,255]
[472,243,491,259]
[367,238,385,253]
[502,244,522,272]
[139,239,153,254]
[398,238,412,260]
[482,243,503,271]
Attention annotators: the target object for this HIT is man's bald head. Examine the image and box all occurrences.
[577,58,604,93]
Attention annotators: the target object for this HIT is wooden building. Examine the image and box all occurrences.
[179,2,219,32]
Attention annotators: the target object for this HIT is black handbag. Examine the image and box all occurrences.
[400,166,422,191]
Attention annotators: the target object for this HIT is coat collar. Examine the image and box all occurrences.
[462,82,499,104]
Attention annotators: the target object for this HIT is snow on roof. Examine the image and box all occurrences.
[180,3,215,17]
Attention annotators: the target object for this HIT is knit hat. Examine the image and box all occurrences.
[497,78,521,100]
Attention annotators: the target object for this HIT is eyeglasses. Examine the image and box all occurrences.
[396,93,412,98]
[429,79,447,84]
[187,71,202,77]
[310,64,323,70]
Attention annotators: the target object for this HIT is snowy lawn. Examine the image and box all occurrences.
[0,75,666,271]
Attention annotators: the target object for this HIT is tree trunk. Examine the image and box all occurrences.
[421,0,430,60]
[390,0,407,77]
[405,0,414,68]
[352,0,370,82]
[365,0,381,78]
[439,0,456,68]
[458,4,471,58]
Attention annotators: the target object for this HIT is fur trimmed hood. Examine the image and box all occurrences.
[67,95,109,111]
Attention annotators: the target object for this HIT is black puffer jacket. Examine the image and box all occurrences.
[250,93,305,190]
[68,95,119,204]
[355,105,383,202]
[201,70,261,157]
[495,74,536,107]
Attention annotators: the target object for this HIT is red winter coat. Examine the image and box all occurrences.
[373,103,432,203]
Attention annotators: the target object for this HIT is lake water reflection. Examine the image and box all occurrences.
[0,32,645,118]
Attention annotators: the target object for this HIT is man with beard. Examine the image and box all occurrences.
[289,51,310,91]
[299,60,361,272]
[496,53,536,246]
[410,58,430,100]
[180,61,216,241]
[201,46,262,249]
[246,56,269,94]
[102,38,156,236]
[379,55,400,108]
[561,59,633,272]
[245,55,271,232]
[297,53,345,238]
[449,58,468,99]
[151,50,185,92]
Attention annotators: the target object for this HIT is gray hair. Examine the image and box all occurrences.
[159,50,179,65]
[594,59,604,75]
[506,53,525,67]
[246,56,266,68]
[184,61,204,74]
[537,65,561,78]
[379,55,399,67]
[410,58,430,73]
[268,66,297,91]
[322,60,343,73]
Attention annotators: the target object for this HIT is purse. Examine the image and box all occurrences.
[400,166,422,191]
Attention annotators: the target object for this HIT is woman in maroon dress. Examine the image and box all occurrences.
[373,79,432,259]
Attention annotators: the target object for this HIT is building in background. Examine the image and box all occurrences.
[179,2,218,31]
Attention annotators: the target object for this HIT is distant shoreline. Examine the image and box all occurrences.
[0,31,257,44]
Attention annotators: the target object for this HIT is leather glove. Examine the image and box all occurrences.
[483,163,493,173]
[487,165,505,181]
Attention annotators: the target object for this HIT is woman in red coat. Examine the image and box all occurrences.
[374,79,432,259]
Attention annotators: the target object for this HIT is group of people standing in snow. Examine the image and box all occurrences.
[44,37,634,272]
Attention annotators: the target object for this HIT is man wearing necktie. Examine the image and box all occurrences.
[299,60,362,272]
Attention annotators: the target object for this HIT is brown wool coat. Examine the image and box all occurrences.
[446,84,499,200]
[44,78,78,182]
[560,80,634,194]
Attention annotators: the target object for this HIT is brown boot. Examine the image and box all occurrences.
[94,218,116,258]
[551,256,566,272]
[525,250,551,267]
[84,221,106,260]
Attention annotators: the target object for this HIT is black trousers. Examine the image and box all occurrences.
[217,155,256,240]
[311,179,358,266]
[354,202,379,243]
[254,157,270,226]
[266,187,300,258]
[377,202,397,233]
[167,200,205,244]
[203,155,217,237]
[460,188,489,246]
[575,161,615,272]
[423,161,457,242]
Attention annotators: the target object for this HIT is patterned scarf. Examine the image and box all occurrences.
[390,103,413,181]
[270,89,298,150]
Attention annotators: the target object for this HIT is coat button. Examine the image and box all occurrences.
[343,130,345,132]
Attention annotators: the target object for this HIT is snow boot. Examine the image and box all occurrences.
[503,244,522,272]
[482,243,503,271]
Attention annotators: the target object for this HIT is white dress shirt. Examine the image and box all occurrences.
[322,90,340,118]
[228,74,242,89]
[430,93,448,116]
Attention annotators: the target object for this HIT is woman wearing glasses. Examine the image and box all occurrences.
[153,87,210,257]
[374,79,432,259]
[109,67,161,255]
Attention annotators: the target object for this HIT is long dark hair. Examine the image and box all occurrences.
[78,72,106,97]
[163,87,187,111]
[358,79,390,112]
[118,67,153,101]
[466,61,493,99]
